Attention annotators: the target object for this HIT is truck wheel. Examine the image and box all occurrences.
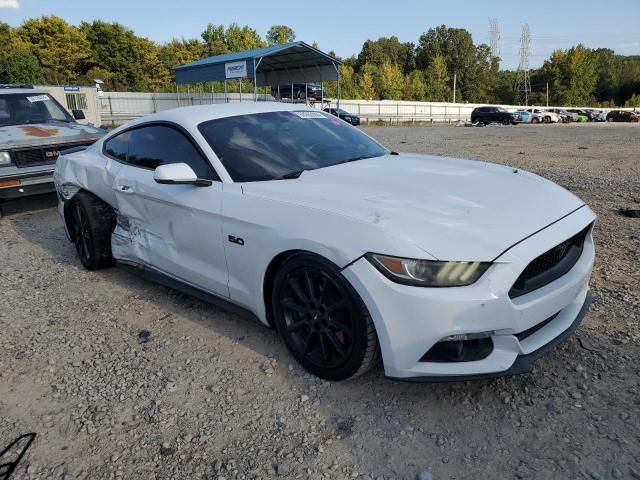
[68,192,116,270]
[501,117,511,125]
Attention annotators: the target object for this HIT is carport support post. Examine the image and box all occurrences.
[224,80,228,103]
[253,58,257,101]
[239,78,242,103]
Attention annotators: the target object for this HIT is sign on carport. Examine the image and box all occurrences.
[225,61,247,79]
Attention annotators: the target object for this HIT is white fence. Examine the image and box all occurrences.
[99,91,632,127]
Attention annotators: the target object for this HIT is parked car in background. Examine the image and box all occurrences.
[547,108,578,122]
[470,106,520,125]
[54,102,596,381]
[606,110,640,122]
[595,111,608,122]
[567,109,597,121]
[526,108,560,124]
[0,85,105,200]
[323,107,360,126]
[515,110,531,123]
[272,83,324,101]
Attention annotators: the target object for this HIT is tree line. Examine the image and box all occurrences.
[0,17,638,107]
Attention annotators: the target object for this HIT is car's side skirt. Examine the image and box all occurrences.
[116,260,264,326]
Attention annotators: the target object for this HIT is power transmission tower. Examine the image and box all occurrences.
[516,23,531,106]
[489,18,500,59]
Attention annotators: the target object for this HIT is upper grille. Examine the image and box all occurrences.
[509,224,591,299]
[11,142,94,168]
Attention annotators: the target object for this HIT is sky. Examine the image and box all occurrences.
[1,0,639,69]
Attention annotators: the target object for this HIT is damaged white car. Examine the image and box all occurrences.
[54,103,595,381]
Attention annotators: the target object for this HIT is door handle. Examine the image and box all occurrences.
[117,185,134,194]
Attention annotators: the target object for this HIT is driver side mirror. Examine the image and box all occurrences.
[72,109,85,120]
[153,163,212,187]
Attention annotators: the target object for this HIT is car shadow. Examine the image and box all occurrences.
[0,192,58,217]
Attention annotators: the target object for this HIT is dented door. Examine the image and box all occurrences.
[111,164,228,298]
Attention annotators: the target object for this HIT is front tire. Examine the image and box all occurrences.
[69,192,116,270]
[272,253,379,380]
[501,117,511,125]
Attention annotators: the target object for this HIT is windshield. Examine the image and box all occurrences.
[198,111,387,182]
[496,107,508,112]
[0,93,74,127]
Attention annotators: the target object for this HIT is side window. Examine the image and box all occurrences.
[126,125,216,179]
[104,131,130,161]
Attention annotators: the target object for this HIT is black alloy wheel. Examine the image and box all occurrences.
[272,254,379,380]
[72,201,92,265]
[68,192,116,270]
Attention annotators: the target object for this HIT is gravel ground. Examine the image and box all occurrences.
[1,123,639,480]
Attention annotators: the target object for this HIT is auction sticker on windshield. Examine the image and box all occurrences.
[292,111,326,119]
[26,95,50,103]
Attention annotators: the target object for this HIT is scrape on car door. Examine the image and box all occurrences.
[107,124,229,297]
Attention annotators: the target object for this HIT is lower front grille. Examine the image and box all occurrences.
[509,224,591,299]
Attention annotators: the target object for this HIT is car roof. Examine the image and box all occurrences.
[123,102,321,129]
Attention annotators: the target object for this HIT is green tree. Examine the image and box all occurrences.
[403,70,427,101]
[266,25,295,45]
[16,16,91,83]
[356,36,415,74]
[81,20,142,90]
[424,54,450,101]
[0,22,12,66]
[416,25,476,101]
[379,61,404,100]
[160,38,205,68]
[135,37,172,91]
[1,49,43,84]
[624,93,640,107]
[201,24,228,56]
[201,23,264,56]
[542,45,597,106]
[338,64,360,99]
[224,23,264,52]
[358,66,377,99]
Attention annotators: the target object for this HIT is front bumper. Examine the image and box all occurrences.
[0,171,55,200]
[342,206,596,380]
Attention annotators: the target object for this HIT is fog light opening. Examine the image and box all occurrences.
[420,334,494,363]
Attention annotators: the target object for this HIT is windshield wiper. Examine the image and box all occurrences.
[275,169,305,180]
[343,155,376,163]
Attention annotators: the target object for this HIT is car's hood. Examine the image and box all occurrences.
[242,153,585,261]
[0,121,105,149]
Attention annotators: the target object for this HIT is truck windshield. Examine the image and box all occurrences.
[0,93,74,127]
[198,110,387,182]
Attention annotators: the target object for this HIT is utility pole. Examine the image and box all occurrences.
[452,72,457,103]
[516,23,531,106]
[546,82,549,108]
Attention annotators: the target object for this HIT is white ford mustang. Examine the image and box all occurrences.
[54,103,595,381]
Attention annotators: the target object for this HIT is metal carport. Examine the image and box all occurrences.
[173,41,342,106]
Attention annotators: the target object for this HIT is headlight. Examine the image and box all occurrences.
[0,151,12,166]
[366,253,491,287]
